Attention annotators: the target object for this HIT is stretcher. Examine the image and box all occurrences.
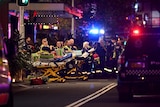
[64,58,88,81]
[31,52,89,83]
[61,50,89,80]
[33,61,66,83]
[31,52,72,83]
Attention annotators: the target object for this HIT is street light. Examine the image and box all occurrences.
[18,0,29,6]
[17,0,29,51]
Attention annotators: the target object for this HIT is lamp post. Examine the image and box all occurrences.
[71,0,75,38]
[19,5,25,51]
[17,0,29,51]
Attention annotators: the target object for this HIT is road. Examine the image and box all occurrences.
[82,87,160,107]
[13,79,160,107]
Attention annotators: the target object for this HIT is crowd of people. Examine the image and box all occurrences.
[22,35,124,75]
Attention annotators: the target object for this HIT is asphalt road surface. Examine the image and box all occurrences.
[13,79,160,107]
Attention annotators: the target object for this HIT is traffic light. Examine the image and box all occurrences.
[18,0,29,6]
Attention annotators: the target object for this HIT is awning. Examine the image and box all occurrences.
[9,3,83,18]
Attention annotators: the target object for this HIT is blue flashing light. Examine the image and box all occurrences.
[89,28,105,35]
[89,29,99,34]
[99,29,105,34]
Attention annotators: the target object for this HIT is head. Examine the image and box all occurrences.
[42,38,48,46]
[117,37,122,45]
[64,40,69,46]
[56,41,62,48]
[98,36,105,46]
[111,37,117,43]
[69,38,75,46]
[26,37,31,44]
[83,41,90,49]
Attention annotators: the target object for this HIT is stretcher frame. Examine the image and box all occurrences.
[35,64,66,83]
[32,58,74,83]
[31,52,89,83]
[64,58,88,81]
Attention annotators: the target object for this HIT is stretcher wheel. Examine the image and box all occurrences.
[82,76,88,81]
[61,79,66,83]
[58,78,66,83]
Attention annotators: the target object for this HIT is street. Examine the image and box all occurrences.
[0,1,159,107]
[13,79,160,107]
[13,79,115,107]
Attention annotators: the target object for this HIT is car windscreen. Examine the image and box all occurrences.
[125,35,160,60]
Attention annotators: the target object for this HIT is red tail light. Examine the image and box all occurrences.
[0,93,9,105]
[131,27,141,36]
[133,29,140,34]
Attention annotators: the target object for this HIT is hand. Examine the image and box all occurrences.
[50,45,54,50]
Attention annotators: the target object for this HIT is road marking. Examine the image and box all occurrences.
[65,83,117,107]
[17,84,31,88]
[134,95,160,98]
[13,84,38,93]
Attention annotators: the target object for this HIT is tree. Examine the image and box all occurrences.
[6,30,32,80]
[76,0,136,33]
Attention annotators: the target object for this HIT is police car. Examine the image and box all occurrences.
[117,27,160,101]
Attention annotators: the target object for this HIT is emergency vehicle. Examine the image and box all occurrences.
[0,24,13,107]
[117,27,160,101]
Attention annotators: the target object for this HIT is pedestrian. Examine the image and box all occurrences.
[22,36,34,53]
[95,37,107,72]
[54,41,64,58]
[40,38,54,53]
